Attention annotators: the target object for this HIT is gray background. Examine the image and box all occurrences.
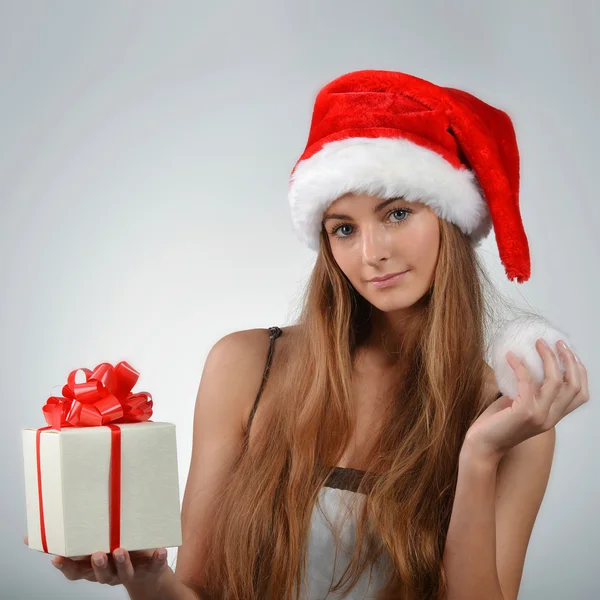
[2,1,598,598]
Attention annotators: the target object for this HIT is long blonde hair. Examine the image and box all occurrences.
[201,218,514,599]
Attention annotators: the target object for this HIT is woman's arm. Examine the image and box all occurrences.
[442,449,506,600]
[442,429,555,600]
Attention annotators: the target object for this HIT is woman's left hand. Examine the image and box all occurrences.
[464,338,589,463]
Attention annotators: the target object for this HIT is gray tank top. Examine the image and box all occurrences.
[247,327,394,599]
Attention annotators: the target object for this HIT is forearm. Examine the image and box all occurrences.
[124,566,202,600]
[442,447,505,600]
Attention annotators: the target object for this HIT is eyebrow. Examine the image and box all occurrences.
[322,197,403,223]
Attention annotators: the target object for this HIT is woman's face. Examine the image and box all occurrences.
[322,193,440,312]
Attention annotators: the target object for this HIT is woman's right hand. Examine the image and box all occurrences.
[23,534,169,587]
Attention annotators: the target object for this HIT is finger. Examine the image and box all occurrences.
[127,549,156,565]
[24,535,28,546]
[556,340,582,401]
[112,548,135,584]
[91,552,117,585]
[536,339,564,410]
[148,548,168,575]
[506,352,535,407]
[536,338,563,387]
[564,351,589,416]
[547,341,583,423]
[51,555,94,581]
[575,352,589,399]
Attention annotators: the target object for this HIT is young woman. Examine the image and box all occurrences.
[39,70,589,600]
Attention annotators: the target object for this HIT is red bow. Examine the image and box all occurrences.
[42,361,153,429]
[35,361,153,554]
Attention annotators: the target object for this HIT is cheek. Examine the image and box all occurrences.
[332,252,363,287]
[410,222,440,265]
[338,258,361,281]
[330,251,354,278]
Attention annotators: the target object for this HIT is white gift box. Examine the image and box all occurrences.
[22,421,183,557]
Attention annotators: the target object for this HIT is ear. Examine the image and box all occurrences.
[490,316,576,399]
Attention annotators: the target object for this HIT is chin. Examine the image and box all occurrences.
[373,285,430,309]
[366,291,415,311]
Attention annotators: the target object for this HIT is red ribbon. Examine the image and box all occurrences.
[35,361,153,553]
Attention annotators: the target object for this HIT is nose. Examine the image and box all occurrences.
[361,223,392,264]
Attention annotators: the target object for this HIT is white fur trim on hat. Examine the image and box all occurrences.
[288,136,493,250]
[490,316,575,400]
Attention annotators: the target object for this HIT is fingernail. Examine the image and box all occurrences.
[157,550,167,561]
[114,550,125,563]
[53,561,63,569]
[93,556,105,567]
[540,338,549,348]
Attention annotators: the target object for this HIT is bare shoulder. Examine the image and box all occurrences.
[214,324,294,351]
[207,325,294,428]
[212,324,294,366]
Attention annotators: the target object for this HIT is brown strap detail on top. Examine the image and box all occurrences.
[245,326,282,436]
[325,467,369,493]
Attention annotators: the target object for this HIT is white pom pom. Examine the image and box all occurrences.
[490,316,575,399]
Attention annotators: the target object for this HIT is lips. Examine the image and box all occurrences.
[369,270,407,283]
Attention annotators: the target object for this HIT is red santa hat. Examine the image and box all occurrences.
[288,69,576,397]
[288,69,530,283]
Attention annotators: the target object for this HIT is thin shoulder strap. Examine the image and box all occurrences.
[245,326,282,435]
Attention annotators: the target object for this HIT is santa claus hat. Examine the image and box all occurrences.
[288,69,529,283]
[288,69,575,397]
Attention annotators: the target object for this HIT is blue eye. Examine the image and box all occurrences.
[330,207,412,240]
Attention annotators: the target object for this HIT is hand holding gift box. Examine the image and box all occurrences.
[22,360,183,565]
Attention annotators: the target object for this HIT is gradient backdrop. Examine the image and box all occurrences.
[2,1,598,598]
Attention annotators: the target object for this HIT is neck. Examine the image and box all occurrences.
[359,301,427,366]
